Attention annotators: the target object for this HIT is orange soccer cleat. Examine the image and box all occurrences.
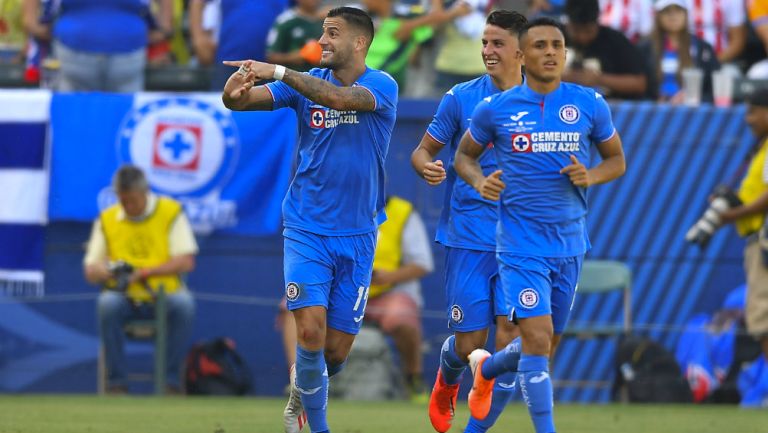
[428,368,459,433]
[467,349,495,421]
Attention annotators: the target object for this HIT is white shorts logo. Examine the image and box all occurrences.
[559,105,580,124]
[519,288,539,308]
[450,305,464,323]
[286,282,300,301]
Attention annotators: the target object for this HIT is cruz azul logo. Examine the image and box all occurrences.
[308,105,359,129]
[117,97,239,197]
[511,132,581,153]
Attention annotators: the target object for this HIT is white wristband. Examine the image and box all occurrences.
[273,65,286,81]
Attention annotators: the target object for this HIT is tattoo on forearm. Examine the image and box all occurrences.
[282,69,374,111]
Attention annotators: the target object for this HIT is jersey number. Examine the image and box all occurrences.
[353,286,369,322]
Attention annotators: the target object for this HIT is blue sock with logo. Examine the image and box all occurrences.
[480,337,522,380]
[464,371,518,433]
[518,354,555,433]
[439,335,467,385]
[296,346,330,433]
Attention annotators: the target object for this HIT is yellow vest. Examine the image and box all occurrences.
[736,138,768,236]
[100,196,183,302]
[369,197,413,299]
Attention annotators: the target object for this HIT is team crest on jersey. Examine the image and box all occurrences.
[310,108,326,128]
[511,134,532,152]
[519,288,539,308]
[286,282,301,301]
[450,305,464,323]
[558,105,580,124]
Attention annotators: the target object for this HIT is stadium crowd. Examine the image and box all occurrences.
[1,0,768,100]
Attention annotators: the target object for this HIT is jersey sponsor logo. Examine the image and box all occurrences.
[511,134,532,152]
[450,304,464,323]
[559,105,580,124]
[310,108,326,128]
[519,288,539,308]
[286,282,300,301]
[510,111,529,121]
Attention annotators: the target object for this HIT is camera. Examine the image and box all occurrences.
[108,260,134,292]
[685,186,742,248]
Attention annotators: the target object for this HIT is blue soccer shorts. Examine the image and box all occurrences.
[497,253,583,334]
[283,228,376,335]
[444,246,509,332]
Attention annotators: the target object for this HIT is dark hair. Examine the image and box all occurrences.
[327,7,374,45]
[565,0,599,24]
[486,9,528,36]
[651,7,692,92]
[748,88,768,107]
[113,165,148,193]
[519,17,565,44]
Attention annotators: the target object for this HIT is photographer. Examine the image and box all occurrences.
[83,165,197,394]
[694,89,768,369]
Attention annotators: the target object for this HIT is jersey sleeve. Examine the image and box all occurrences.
[426,89,460,145]
[357,70,399,113]
[265,77,300,110]
[468,99,495,147]
[591,93,617,143]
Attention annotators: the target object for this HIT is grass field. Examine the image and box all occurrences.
[0,395,765,433]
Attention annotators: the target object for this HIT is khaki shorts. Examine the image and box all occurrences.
[744,241,768,336]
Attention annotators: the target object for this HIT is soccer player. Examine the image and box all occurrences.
[454,17,626,433]
[410,10,527,433]
[221,7,398,433]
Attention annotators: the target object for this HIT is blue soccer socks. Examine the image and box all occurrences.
[518,354,555,433]
[440,335,468,385]
[480,337,521,380]
[296,346,330,433]
[464,371,517,433]
[326,360,346,378]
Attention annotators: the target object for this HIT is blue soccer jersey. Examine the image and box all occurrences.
[468,82,616,257]
[427,75,506,251]
[267,67,398,236]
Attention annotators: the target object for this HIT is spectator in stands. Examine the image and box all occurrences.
[20,0,52,84]
[266,0,325,73]
[746,0,768,78]
[84,165,197,395]
[189,0,289,90]
[563,0,647,99]
[38,0,173,92]
[637,0,719,103]
[361,0,436,91]
[528,0,566,18]
[0,0,26,63]
[599,0,653,43]
[146,0,191,65]
[278,195,434,401]
[687,0,746,65]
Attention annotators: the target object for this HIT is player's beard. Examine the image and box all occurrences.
[320,47,351,70]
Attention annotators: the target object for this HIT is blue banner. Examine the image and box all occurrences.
[48,93,296,235]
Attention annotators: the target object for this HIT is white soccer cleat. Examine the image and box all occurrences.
[283,364,308,433]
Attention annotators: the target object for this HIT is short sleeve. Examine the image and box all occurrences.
[169,213,199,257]
[357,70,398,113]
[468,99,495,147]
[591,93,616,144]
[727,0,746,27]
[266,79,300,110]
[426,89,460,145]
[83,219,107,265]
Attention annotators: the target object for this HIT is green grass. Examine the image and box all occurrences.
[0,395,764,433]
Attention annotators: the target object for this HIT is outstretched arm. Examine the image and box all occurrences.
[454,131,505,201]
[411,133,447,185]
[222,60,375,112]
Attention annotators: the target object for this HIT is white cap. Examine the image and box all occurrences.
[655,0,687,11]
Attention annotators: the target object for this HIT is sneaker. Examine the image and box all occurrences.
[428,368,459,433]
[468,349,495,421]
[283,364,308,433]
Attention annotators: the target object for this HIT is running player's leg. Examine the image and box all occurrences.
[283,229,335,433]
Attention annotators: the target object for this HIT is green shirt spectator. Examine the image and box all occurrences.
[266,2,324,73]
[366,16,433,91]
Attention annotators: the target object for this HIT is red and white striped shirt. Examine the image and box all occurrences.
[687,0,746,55]
[599,0,654,43]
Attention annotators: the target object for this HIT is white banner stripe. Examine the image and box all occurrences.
[0,269,44,282]
[0,89,51,122]
[0,170,49,224]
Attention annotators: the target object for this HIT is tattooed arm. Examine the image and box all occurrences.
[222,60,376,112]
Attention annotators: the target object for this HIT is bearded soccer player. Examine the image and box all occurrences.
[455,17,626,433]
[222,7,397,433]
[410,10,527,433]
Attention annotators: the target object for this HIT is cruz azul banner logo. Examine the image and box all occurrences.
[115,96,240,232]
[511,132,581,153]
[308,105,359,129]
